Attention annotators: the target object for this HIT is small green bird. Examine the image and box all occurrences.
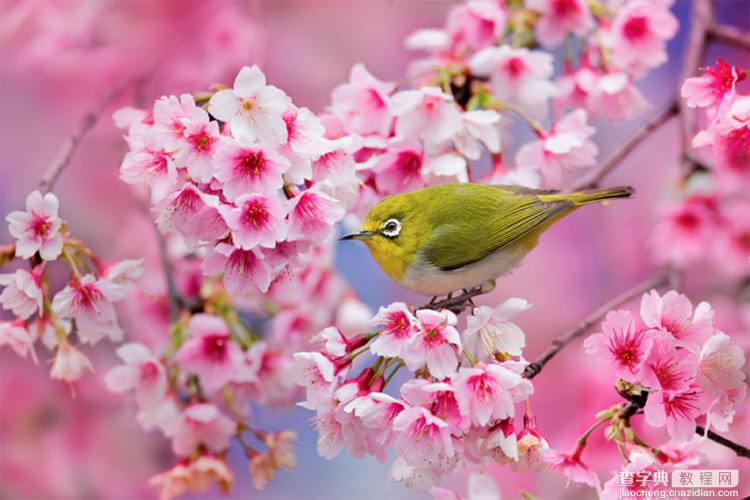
[341,183,633,296]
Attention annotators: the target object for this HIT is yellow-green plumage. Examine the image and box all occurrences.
[348,183,633,296]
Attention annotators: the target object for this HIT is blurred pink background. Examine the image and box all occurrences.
[1,1,748,498]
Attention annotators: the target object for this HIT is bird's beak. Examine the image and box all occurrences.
[340,230,375,241]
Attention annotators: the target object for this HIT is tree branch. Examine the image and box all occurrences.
[708,23,750,51]
[523,272,669,379]
[154,226,181,323]
[38,77,140,194]
[620,398,750,460]
[569,102,679,192]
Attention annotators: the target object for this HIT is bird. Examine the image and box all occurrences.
[340,182,633,297]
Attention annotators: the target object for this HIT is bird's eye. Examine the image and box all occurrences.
[382,218,401,238]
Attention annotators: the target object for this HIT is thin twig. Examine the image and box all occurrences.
[38,78,137,194]
[708,23,750,51]
[523,272,669,379]
[154,225,181,323]
[569,102,679,192]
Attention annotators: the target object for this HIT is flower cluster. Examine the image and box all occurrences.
[294,298,545,489]
[110,64,378,497]
[541,289,746,493]
[652,58,749,277]
[1,190,141,383]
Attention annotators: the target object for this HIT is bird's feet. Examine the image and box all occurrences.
[425,280,496,313]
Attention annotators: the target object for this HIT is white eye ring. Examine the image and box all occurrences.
[382,218,401,238]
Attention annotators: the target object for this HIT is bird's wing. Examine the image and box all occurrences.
[420,187,573,271]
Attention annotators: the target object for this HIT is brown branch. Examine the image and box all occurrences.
[621,397,750,460]
[708,23,750,51]
[523,272,669,379]
[569,102,679,192]
[422,280,497,314]
[154,226,181,323]
[37,78,138,194]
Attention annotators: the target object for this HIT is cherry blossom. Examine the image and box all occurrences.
[402,309,462,378]
[368,302,419,358]
[225,194,288,250]
[453,362,532,426]
[390,87,462,145]
[173,108,221,182]
[697,332,746,397]
[681,58,744,122]
[51,274,127,344]
[213,141,290,201]
[208,65,291,144]
[583,310,654,380]
[608,0,678,76]
[330,64,395,136]
[0,268,44,320]
[0,320,37,362]
[640,290,715,351]
[542,444,600,490]
[515,109,597,186]
[392,407,454,464]
[105,343,168,416]
[470,46,557,118]
[527,0,593,48]
[285,189,345,242]
[6,190,64,261]
[644,384,709,442]
[50,342,93,382]
[462,298,530,361]
[157,184,229,248]
[172,403,237,456]
[174,314,248,393]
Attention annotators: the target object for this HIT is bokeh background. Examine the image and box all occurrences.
[1,1,749,498]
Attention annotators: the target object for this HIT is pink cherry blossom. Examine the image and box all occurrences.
[482,418,519,464]
[513,414,549,472]
[693,100,750,188]
[282,106,328,183]
[51,274,126,344]
[157,184,229,248]
[651,194,721,267]
[172,403,237,456]
[462,298,530,361]
[50,342,93,382]
[100,258,143,288]
[542,443,600,490]
[202,243,272,295]
[453,362,532,426]
[640,290,715,351]
[584,310,654,380]
[286,190,345,242]
[105,342,167,415]
[445,1,507,52]
[590,71,650,122]
[213,141,290,201]
[402,309,462,379]
[119,139,177,203]
[454,110,501,160]
[681,59,744,122]
[470,45,557,118]
[345,392,406,435]
[208,65,291,144]
[527,0,593,47]
[292,351,337,408]
[608,0,678,76]
[225,194,288,249]
[152,94,203,144]
[639,337,696,396]
[173,109,221,183]
[401,379,466,431]
[644,384,708,442]
[392,406,454,464]
[330,64,395,136]
[369,302,419,359]
[714,201,750,275]
[515,109,597,186]
[6,190,64,261]
[0,320,37,362]
[174,314,247,393]
[390,87,462,145]
[0,268,44,320]
[697,333,746,397]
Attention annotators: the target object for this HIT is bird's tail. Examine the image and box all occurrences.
[541,186,634,206]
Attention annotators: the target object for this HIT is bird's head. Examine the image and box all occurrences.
[340,194,427,280]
